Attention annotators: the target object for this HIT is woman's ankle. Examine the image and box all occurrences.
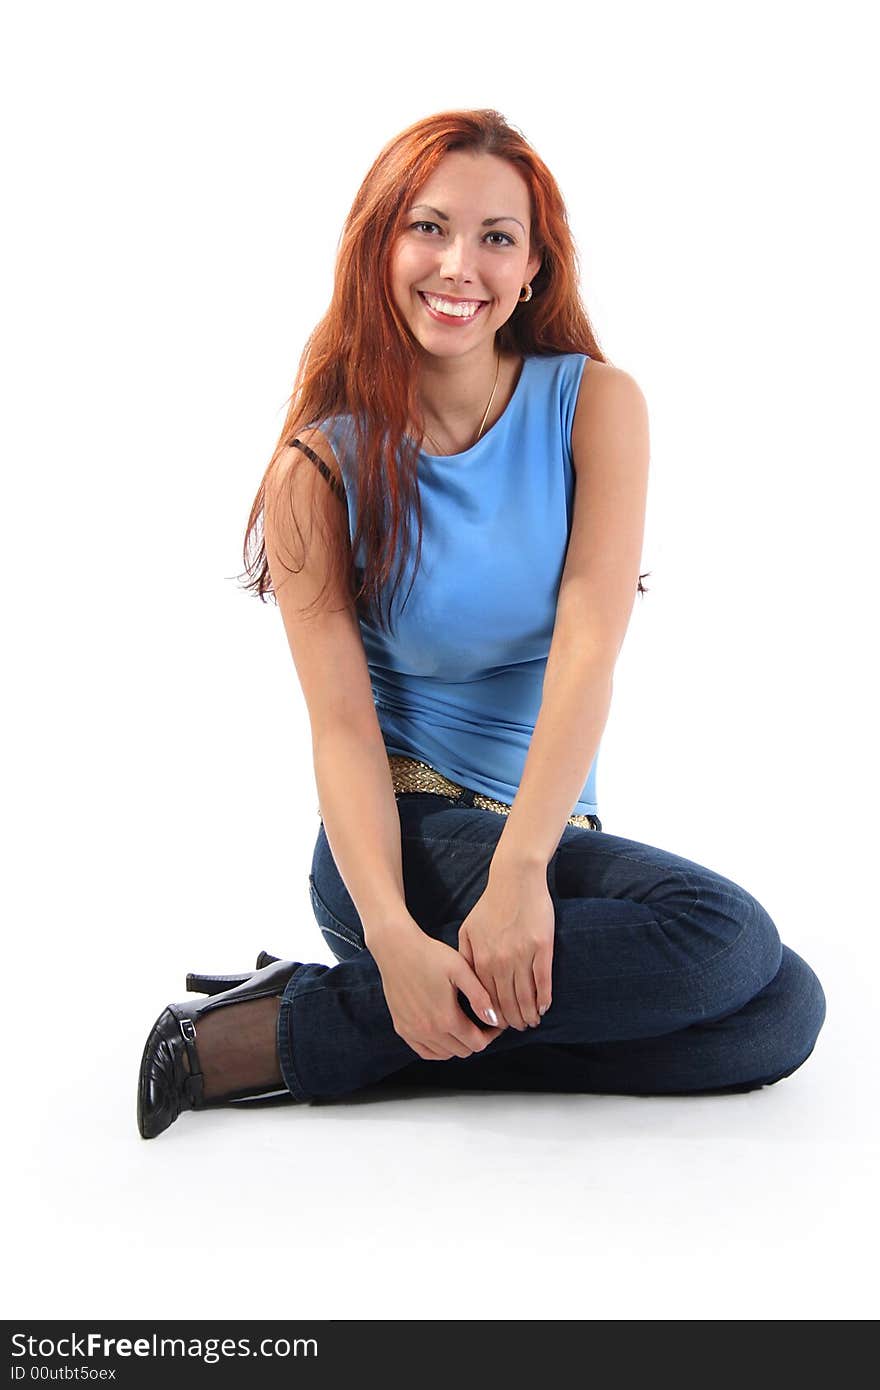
[187,997,284,1099]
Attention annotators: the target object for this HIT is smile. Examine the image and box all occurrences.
[418,291,489,323]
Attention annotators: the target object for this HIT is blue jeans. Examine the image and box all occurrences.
[276,793,826,1101]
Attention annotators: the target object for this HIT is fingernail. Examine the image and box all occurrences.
[539,1004,549,1016]
[485,1007,498,1025]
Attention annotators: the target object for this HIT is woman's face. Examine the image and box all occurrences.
[389,151,543,359]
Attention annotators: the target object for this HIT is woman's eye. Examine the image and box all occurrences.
[410,221,514,246]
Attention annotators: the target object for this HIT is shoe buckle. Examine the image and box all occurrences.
[179,1018,197,1041]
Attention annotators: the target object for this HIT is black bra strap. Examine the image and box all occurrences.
[288,436,346,501]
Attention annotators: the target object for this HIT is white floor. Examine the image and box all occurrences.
[6,939,873,1321]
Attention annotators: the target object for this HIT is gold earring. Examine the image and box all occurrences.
[518,283,533,302]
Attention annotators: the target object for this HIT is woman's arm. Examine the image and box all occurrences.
[313,722,420,951]
[264,432,421,953]
[492,364,650,872]
[491,663,614,876]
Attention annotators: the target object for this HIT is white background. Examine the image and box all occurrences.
[4,0,878,1321]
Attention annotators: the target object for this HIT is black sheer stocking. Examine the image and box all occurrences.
[181,997,283,1099]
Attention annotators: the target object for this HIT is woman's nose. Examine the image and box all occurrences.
[438,236,477,278]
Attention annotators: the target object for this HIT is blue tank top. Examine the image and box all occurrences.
[312,350,598,815]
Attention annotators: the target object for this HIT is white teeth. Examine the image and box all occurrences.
[422,293,484,319]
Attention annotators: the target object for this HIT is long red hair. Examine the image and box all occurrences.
[239,108,649,633]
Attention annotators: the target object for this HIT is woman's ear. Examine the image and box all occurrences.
[525,248,543,284]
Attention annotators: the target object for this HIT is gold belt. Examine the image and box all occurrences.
[385,754,599,830]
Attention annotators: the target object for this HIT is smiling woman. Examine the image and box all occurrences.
[135,107,826,1140]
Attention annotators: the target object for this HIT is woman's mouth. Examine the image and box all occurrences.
[417,291,489,325]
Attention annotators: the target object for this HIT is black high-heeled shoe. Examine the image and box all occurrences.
[184,950,281,996]
[137,957,300,1141]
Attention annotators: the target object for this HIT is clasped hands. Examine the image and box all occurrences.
[457,863,555,1031]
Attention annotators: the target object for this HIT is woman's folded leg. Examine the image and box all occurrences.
[372,943,826,1095]
[282,819,826,1102]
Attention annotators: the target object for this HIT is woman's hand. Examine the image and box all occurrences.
[457,864,555,1031]
[371,930,507,1062]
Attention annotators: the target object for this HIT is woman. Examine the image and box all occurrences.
[137,109,826,1139]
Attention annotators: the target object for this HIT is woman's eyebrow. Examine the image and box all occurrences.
[407,203,525,232]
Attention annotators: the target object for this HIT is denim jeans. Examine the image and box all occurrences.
[276,793,826,1102]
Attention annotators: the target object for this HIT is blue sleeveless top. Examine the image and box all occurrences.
[312,351,598,815]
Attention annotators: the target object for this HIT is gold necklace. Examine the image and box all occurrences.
[421,347,501,456]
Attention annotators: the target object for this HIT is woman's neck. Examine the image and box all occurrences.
[415,347,517,453]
